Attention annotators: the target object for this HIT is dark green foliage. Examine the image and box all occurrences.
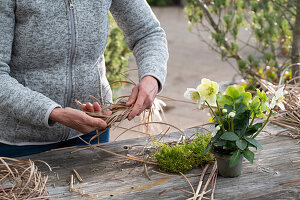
[236,139,247,150]
[147,0,175,6]
[220,132,239,141]
[105,14,131,91]
[154,133,214,173]
[229,150,242,167]
[242,148,254,163]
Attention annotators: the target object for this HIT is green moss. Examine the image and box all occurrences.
[154,133,214,173]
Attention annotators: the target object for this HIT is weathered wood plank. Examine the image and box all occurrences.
[18,125,299,200]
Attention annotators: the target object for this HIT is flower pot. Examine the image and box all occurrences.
[214,152,243,178]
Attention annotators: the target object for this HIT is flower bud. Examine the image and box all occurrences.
[222,109,227,113]
[229,112,236,118]
[216,125,221,131]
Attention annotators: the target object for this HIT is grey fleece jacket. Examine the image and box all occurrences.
[0,0,168,145]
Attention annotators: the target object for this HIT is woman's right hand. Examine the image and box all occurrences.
[49,103,109,133]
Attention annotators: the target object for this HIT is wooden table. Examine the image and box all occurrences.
[23,125,300,200]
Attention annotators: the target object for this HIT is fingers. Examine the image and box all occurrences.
[86,102,94,112]
[81,104,87,111]
[93,102,102,113]
[81,102,102,114]
[86,115,107,130]
[128,92,147,121]
[126,86,139,107]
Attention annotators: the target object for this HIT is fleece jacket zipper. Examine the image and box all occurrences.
[64,0,76,140]
[66,0,75,108]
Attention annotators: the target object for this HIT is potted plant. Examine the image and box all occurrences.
[184,78,285,177]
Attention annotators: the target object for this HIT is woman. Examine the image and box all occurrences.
[0,0,168,157]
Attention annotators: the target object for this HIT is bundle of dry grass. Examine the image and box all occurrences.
[256,77,300,140]
[76,97,132,128]
[0,157,51,200]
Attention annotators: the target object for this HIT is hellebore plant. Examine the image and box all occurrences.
[184,79,285,167]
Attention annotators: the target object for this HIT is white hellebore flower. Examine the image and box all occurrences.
[222,109,227,113]
[197,78,219,106]
[184,88,201,108]
[270,87,285,110]
[228,112,236,118]
[216,125,221,131]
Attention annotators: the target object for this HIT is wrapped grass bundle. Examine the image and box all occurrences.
[0,157,51,200]
[76,97,133,128]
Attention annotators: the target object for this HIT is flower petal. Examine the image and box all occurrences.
[184,88,200,102]
[206,95,217,106]
[270,98,276,109]
[278,102,285,110]
[275,87,284,99]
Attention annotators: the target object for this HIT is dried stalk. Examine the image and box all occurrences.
[73,169,83,182]
[193,164,210,200]
[0,157,51,200]
[179,172,195,195]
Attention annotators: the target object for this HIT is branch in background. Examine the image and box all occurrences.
[291,0,300,79]
[195,0,237,58]
[195,0,262,79]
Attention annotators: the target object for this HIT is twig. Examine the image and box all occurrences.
[199,162,217,200]
[193,164,210,200]
[144,164,151,181]
[179,172,195,195]
[78,137,157,165]
[279,180,300,185]
[73,169,83,182]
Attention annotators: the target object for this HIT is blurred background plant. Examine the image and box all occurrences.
[184,0,300,89]
[105,14,132,91]
[147,0,180,6]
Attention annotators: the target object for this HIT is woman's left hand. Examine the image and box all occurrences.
[126,75,159,120]
[81,102,112,116]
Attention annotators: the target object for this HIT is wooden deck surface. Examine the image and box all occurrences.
[22,125,300,200]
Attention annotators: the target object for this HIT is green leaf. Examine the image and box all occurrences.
[256,89,268,103]
[215,140,226,146]
[217,94,233,107]
[235,103,247,116]
[234,95,244,105]
[249,96,260,111]
[243,148,254,163]
[223,85,252,107]
[236,139,247,150]
[203,144,212,155]
[243,92,252,105]
[234,110,250,135]
[229,150,242,167]
[245,137,262,149]
[225,85,242,100]
[220,132,239,141]
[245,123,263,136]
[211,130,222,142]
[224,104,234,113]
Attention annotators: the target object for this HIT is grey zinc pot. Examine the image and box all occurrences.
[214,152,243,178]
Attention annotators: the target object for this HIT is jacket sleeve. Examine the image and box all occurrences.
[0,1,61,128]
[110,0,168,91]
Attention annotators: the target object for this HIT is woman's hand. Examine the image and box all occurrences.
[49,102,111,134]
[126,75,159,120]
